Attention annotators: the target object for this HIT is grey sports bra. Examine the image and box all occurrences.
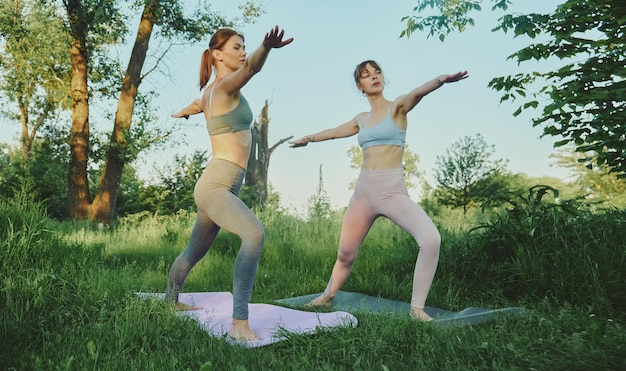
[206,84,253,135]
[357,107,406,149]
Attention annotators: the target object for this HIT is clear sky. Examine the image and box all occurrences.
[2,0,569,214]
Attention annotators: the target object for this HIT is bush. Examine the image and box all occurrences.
[440,186,626,317]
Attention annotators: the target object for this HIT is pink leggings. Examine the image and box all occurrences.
[323,167,440,308]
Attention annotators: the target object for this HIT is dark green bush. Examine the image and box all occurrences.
[441,186,626,317]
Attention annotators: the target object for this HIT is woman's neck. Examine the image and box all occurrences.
[367,94,389,112]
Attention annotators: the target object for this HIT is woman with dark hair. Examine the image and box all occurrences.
[290,60,468,321]
[166,26,293,341]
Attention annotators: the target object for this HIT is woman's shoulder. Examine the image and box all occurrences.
[353,111,369,126]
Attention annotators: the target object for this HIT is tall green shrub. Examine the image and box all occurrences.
[442,186,625,317]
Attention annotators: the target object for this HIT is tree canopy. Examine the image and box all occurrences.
[433,133,509,213]
[0,0,71,163]
[401,0,626,178]
[0,0,262,223]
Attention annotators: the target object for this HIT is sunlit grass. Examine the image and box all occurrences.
[2,194,625,370]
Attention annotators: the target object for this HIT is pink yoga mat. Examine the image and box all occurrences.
[137,292,357,348]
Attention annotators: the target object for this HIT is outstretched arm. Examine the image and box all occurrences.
[396,71,469,115]
[220,25,294,95]
[289,117,360,148]
[171,99,203,119]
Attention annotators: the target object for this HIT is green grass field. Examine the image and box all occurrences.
[1,193,624,370]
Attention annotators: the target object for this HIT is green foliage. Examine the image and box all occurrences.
[136,150,286,217]
[489,0,626,178]
[150,0,256,42]
[0,0,71,115]
[400,0,511,41]
[444,185,626,316]
[1,191,625,369]
[307,165,333,222]
[0,131,70,219]
[551,145,626,208]
[401,0,626,177]
[1,0,264,223]
[0,124,148,220]
[238,183,284,214]
[154,150,207,213]
[433,133,509,213]
[0,0,71,166]
[114,164,147,216]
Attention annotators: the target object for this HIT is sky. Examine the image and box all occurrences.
[1,0,570,214]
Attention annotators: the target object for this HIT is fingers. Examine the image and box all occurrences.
[277,37,294,48]
[265,25,293,47]
[171,113,189,119]
[267,25,279,38]
[446,70,469,82]
[288,138,307,148]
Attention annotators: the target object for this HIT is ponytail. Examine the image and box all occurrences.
[199,49,212,90]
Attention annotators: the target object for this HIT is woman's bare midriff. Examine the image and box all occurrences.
[210,130,252,169]
[361,145,404,170]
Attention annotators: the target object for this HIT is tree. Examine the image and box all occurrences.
[61,0,247,223]
[433,133,509,213]
[0,123,139,219]
[552,146,626,208]
[0,0,71,167]
[346,143,424,190]
[401,0,626,178]
[61,0,125,220]
[90,0,259,224]
[8,0,261,223]
[307,164,332,222]
[245,100,293,209]
[158,150,208,213]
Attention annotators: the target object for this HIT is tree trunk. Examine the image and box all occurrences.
[67,31,91,220]
[17,96,31,168]
[90,2,157,224]
[18,99,49,169]
[245,100,292,208]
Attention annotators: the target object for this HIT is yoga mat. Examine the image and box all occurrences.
[275,291,524,326]
[136,292,357,347]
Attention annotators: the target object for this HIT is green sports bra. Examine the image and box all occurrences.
[206,84,253,135]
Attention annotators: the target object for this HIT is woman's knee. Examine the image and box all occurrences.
[336,248,357,267]
[419,230,441,257]
[241,221,265,245]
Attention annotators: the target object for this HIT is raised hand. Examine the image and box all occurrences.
[171,112,189,120]
[288,137,310,148]
[263,25,294,49]
[441,70,469,84]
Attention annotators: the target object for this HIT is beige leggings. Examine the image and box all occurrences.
[166,159,264,319]
[323,167,440,308]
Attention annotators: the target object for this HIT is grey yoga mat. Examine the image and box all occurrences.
[276,291,524,326]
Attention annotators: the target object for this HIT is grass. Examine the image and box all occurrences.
[1,193,625,370]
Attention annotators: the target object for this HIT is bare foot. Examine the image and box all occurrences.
[304,293,335,308]
[175,302,202,311]
[229,319,260,341]
[410,307,433,322]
